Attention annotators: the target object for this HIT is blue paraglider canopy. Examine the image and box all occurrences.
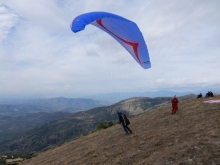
[71,11,151,69]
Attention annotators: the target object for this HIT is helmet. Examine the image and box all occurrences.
[117,110,123,114]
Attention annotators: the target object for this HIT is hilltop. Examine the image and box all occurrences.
[22,96,220,165]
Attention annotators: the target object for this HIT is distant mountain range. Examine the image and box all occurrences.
[0,97,107,114]
[0,94,196,154]
[1,89,219,103]
[86,90,192,103]
[0,91,194,115]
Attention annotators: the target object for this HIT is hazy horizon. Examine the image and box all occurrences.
[0,89,219,101]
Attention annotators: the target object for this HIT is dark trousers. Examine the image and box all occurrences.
[121,123,131,134]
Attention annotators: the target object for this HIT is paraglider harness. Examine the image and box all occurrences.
[121,114,130,126]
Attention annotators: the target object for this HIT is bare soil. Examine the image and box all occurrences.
[22,97,220,165]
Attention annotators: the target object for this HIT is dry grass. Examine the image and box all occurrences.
[22,97,220,165]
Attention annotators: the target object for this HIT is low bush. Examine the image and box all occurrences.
[96,122,108,131]
[107,121,114,127]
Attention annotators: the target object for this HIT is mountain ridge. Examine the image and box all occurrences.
[0,97,106,114]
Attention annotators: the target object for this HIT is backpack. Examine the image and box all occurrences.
[122,114,130,125]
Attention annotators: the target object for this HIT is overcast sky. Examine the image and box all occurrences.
[0,0,220,98]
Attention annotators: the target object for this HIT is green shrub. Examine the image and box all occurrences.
[96,123,108,131]
[92,121,115,133]
[107,121,114,127]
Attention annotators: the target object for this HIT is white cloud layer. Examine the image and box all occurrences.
[0,0,220,98]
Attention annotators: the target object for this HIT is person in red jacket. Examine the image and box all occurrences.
[171,95,179,114]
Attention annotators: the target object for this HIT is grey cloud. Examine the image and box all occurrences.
[0,5,18,42]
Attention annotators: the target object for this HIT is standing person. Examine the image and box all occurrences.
[197,93,202,98]
[206,91,211,97]
[117,110,132,134]
[171,95,179,115]
[210,91,214,97]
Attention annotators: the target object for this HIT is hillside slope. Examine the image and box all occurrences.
[1,96,183,154]
[22,97,220,165]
